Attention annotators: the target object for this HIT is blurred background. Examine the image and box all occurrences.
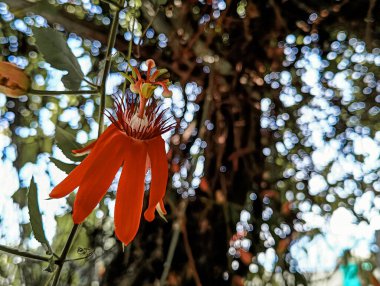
[0,0,379,285]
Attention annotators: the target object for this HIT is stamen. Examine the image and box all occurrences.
[130,113,148,131]
[107,94,175,140]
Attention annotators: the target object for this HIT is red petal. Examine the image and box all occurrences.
[49,126,119,198]
[72,124,118,156]
[114,138,147,245]
[72,133,126,224]
[144,136,168,222]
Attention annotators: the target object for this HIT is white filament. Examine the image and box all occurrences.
[130,114,148,131]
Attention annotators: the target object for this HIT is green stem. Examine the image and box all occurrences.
[98,4,123,136]
[83,78,99,88]
[122,11,135,94]
[0,244,51,263]
[160,201,187,285]
[127,13,136,65]
[29,89,98,96]
[51,224,80,286]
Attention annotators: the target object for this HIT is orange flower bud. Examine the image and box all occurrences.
[0,62,30,97]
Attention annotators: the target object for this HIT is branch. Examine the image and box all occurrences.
[51,224,80,286]
[0,244,51,263]
[29,89,98,96]
[365,0,377,49]
[3,0,127,50]
[160,200,187,285]
[181,217,202,286]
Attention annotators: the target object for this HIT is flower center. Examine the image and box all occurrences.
[130,113,148,131]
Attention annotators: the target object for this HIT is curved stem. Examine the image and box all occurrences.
[98,7,121,136]
[127,13,136,65]
[160,200,187,285]
[51,224,80,286]
[83,78,99,88]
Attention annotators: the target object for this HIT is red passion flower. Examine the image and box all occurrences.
[50,60,175,245]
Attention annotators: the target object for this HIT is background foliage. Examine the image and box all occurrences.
[0,0,379,285]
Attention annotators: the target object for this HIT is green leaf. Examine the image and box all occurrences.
[16,140,39,168]
[11,187,28,208]
[27,176,52,254]
[50,157,77,174]
[55,126,83,162]
[32,27,84,90]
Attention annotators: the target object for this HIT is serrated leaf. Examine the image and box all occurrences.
[32,27,84,90]
[55,126,83,162]
[50,157,77,174]
[27,177,52,254]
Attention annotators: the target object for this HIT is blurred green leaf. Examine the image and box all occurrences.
[50,157,77,174]
[17,140,39,168]
[27,176,52,254]
[55,126,83,162]
[21,223,32,238]
[32,27,84,90]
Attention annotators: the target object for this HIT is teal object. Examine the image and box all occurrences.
[340,263,361,286]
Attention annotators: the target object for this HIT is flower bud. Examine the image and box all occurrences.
[0,62,31,97]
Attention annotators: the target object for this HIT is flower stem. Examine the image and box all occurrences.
[98,6,122,137]
[51,224,80,286]
[29,89,98,96]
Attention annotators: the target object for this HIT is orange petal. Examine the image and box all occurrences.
[49,126,120,198]
[72,140,96,156]
[72,133,126,224]
[114,138,147,245]
[72,124,118,156]
[144,136,168,222]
